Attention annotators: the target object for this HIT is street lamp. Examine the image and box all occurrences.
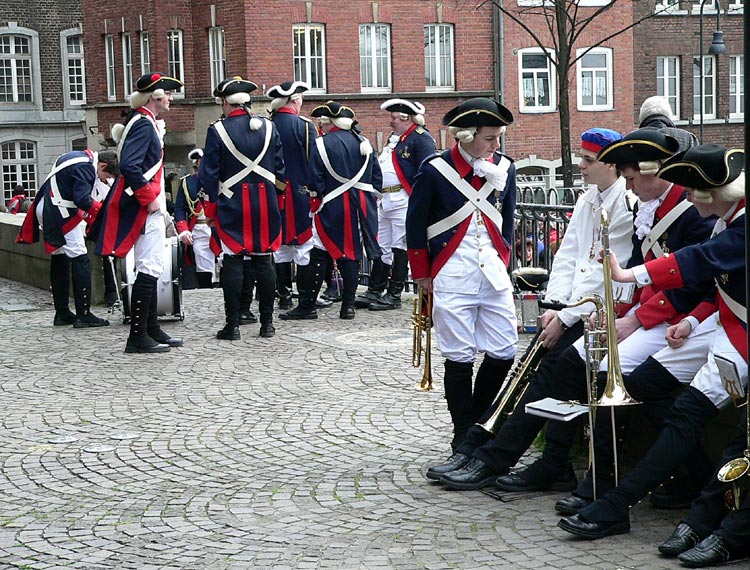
[699,0,727,142]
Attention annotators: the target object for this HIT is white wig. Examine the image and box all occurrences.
[692,172,746,204]
[129,88,166,110]
[637,160,663,175]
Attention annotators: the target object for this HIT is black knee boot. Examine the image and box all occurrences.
[355,258,390,308]
[196,271,214,289]
[276,261,294,309]
[218,254,243,340]
[280,249,327,320]
[238,258,257,324]
[337,259,360,319]
[471,354,514,423]
[369,248,408,311]
[253,255,277,337]
[50,255,75,326]
[444,359,476,451]
[71,254,109,328]
[102,255,119,306]
[146,278,183,347]
[125,273,169,353]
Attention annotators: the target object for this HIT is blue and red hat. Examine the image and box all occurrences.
[581,128,622,154]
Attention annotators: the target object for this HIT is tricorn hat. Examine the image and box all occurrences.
[657,145,745,189]
[214,76,258,101]
[310,100,355,119]
[267,81,309,98]
[188,148,204,164]
[442,98,514,128]
[135,72,183,93]
[597,127,680,165]
[381,99,426,116]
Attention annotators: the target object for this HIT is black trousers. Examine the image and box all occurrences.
[459,322,584,472]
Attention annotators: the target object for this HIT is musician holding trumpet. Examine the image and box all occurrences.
[406,98,519,452]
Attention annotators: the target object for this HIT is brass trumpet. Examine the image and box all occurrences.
[717,391,749,510]
[412,287,434,391]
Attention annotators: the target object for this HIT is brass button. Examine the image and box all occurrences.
[442,242,447,247]
[669,269,676,274]
[658,300,665,305]
[480,263,485,268]
[414,251,420,256]
[717,320,723,327]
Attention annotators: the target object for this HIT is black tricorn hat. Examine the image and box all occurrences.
[380,98,426,116]
[597,127,680,165]
[657,145,745,189]
[213,76,258,98]
[310,100,355,119]
[442,98,514,128]
[267,81,309,98]
[135,72,183,92]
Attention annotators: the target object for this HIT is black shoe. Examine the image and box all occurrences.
[238,310,257,325]
[555,495,592,516]
[321,287,342,302]
[259,323,275,338]
[73,312,110,328]
[368,293,402,311]
[557,513,630,540]
[649,486,697,510]
[496,466,577,493]
[316,297,333,308]
[658,523,702,556]
[440,457,499,490]
[278,296,293,310]
[124,335,170,354]
[53,310,76,326]
[339,307,355,320]
[426,453,471,481]
[216,325,241,340]
[148,328,184,347]
[678,534,747,568]
[354,290,382,309]
[279,307,318,320]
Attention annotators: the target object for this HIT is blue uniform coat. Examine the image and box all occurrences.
[391,124,437,193]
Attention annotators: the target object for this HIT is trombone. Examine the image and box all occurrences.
[412,287,434,391]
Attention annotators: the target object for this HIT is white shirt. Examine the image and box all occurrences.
[378,133,408,212]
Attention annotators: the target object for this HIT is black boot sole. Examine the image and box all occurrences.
[441,474,497,490]
[124,343,170,353]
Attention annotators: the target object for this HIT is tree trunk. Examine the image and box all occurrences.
[555,0,574,189]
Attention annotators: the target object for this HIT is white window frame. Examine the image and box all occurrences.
[359,23,391,93]
[61,29,86,107]
[729,55,744,118]
[693,54,716,120]
[518,47,557,113]
[424,23,455,91]
[167,29,184,98]
[208,26,225,94]
[121,32,133,98]
[292,24,327,93]
[654,0,681,14]
[1,140,37,203]
[139,31,150,75]
[0,33,34,104]
[576,47,613,111]
[104,34,116,101]
[656,55,680,118]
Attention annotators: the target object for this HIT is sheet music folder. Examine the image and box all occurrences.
[525,398,589,422]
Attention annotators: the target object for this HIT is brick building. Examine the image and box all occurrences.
[633,0,744,148]
[0,1,87,205]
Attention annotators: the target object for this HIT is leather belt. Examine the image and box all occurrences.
[195,220,208,224]
[381,185,403,193]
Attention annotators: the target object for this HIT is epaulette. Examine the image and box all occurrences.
[415,126,425,134]
[300,115,313,123]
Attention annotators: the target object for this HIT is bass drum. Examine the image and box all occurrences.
[120,236,185,323]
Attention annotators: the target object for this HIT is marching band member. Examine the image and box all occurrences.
[428,127,636,487]
[17,149,119,328]
[174,148,218,289]
[266,81,318,312]
[94,72,184,353]
[559,145,747,544]
[281,101,382,321]
[406,98,518,452]
[199,76,285,340]
[359,99,436,311]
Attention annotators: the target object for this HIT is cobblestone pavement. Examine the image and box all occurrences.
[0,277,703,569]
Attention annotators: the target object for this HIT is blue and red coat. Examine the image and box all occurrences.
[309,128,382,261]
[643,202,746,361]
[7,195,26,215]
[94,108,164,257]
[16,150,102,252]
[620,185,716,328]
[174,173,221,258]
[391,124,437,193]
[199,109,286,254]
[272,109,318,245]
[406,145,516,280]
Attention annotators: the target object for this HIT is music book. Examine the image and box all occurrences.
[525,398,589,422]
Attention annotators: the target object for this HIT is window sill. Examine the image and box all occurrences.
[519,108,557,114]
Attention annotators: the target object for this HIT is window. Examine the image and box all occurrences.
[577,47,613,110]
[0,34,33,103]
[139,31,150,75]
[729,55,744,118]
[518,47,556,113]
[167,29,184,97]
[293,24,326,92]
[655,0,680,13]
[424,24,454,90]
[693,55,716,120]
[656,56,680,117]
[62,32,85,106]
[359,24,391,92]
[209,27,225,94]
[104,34,115,101]
[1,141,37,203]
[122,33,133,98]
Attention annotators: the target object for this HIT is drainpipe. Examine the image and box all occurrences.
[493,1,505,152]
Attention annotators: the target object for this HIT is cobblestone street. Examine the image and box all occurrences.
[0,277,698,569]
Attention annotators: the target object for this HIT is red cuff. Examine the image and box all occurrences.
[408,248,430,280]
[645,255,684,290]
[203,201,217,219]
[175,220,189,234]
[133,182,160,206]
[635,291,677,329]
[86,200,102,218]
